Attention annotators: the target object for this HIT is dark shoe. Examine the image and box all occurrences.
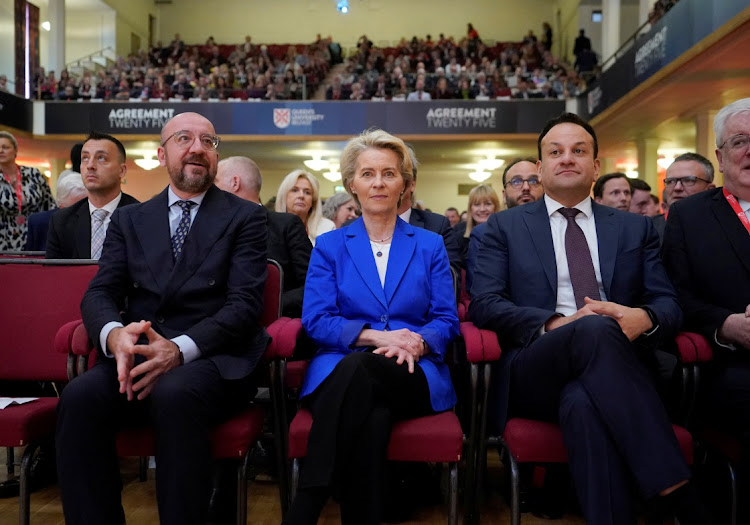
[0,478,20,498]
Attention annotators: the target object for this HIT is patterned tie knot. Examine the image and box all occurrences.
[171,200,196,260]
[559,207,581,220]
[90,209,110,260]
[176,200,195,213]
[92,208,109,223]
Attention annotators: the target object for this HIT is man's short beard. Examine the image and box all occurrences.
[172,168,215,193]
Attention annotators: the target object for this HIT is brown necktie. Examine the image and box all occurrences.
[558,207,601,309]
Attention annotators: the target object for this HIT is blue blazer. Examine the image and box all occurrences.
[300,217,459,412]
[469,198,682,430]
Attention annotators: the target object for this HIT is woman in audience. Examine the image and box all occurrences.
[276,170,335,245]
[284,129,458,525]
[322,191,358,229]
[0,131,56,251]
[453,184,500,262]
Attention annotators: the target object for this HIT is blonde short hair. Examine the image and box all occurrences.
[465,184,500,237]
[0,131,18,151]
[340,128,413,207]
[275,169,325,241]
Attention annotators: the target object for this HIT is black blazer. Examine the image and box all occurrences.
[661,187,750,356]
[25,209,57,251]
[651,213,666,244]
[265,209,312,317]
[46,193,140,258]
[409,208,463,269]
[81,185,269,380]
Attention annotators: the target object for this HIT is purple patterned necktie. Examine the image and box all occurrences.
[559,207,601,309]
[171,200,195,261]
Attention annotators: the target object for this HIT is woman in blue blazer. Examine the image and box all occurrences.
[285,129,459,525]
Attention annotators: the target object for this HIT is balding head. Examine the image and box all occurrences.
[216,156,263,203]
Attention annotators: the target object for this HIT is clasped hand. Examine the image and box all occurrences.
[718,304,750,349]
[544,297,653,341]
[107,320,182,401]
[358,328,427,374]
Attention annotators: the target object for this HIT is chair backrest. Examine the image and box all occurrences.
[0,260,98,381]
[261,259,284,328]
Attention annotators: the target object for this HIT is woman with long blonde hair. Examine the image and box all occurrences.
[276,170,334,245]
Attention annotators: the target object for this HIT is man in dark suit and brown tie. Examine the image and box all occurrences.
[46,131,139,259]
[470,112,709,524]
[662,97,750,522]
[55,112,269,525]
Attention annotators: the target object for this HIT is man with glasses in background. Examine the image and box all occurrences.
[652,152,715,241]
[662,98,750,522]
[56,112,269,525]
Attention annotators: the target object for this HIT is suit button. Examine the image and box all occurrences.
[208,278,216,286]
[132,282,139,288]
[156,316,165,323]
[380,315,387,323]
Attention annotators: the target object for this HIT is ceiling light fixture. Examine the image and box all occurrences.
[41,21,51,31]
[323,170,341,182]
[303,156,329,171]
[469,170,491,182]
[135,155,160,170]
[337,0,349,13]
[656,155,675,170]
[478,156,504,171]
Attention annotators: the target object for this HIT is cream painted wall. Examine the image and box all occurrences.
[0,0,13,88]
[556,0,581,63]
[103,0,153,56]
[154,0,558,48]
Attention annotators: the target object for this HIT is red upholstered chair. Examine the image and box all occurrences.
[674,332,740,525]
[61,260,299,525]
[461,322,696,525]
[0,260,99,525]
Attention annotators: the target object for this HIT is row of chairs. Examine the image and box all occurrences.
[0,256,740,524]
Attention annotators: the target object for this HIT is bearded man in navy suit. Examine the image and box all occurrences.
[56,112,268,525]
[470,113,709,524]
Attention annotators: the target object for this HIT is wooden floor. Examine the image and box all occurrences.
[0,451,588,525]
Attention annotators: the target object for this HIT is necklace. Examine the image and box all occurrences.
[369,233,393,257]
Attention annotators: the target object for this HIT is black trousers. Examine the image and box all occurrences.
[296,351,434,525]
[509,315,691,525]
[55,358,250,525]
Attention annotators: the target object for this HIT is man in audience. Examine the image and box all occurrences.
[648,194,661,217]
[55,112,269,525]
[25,169,88,251]
[444,207,460,228]
[629,178,653,216]
[652,152,715,241]
[662,98,750,522]
[46,131,139,259]
[215,155,312,317]
[406,77,431,100]
[470,112,708,524]
[593,172,632,211]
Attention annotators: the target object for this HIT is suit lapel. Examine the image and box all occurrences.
[522,200,557,292]
[383,218,416,304]
[74,201,92,258]
[408,208,425,228]
[592,201,618,293]
[132,188,173,295]
[345,218,387,308]
[711,190,750,276]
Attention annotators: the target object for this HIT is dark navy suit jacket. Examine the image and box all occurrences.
[300,217,459,412]
[469,198,682,430]
[25,209,57,251]
[81,185,269,380]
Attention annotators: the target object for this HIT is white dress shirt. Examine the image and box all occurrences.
[88,192,122,236]
[544,194,607,317]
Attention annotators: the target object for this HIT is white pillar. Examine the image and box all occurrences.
[48,0,65,74]
[635,136,660,188]
[601,0,621,69]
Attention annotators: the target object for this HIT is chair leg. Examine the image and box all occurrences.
[463,363,480,525]
[500,437,522,525]
[19,443,41,525]
[291,458,300,501]
[727,461,737,525]
[6,447,14,476]
[236,452,250,525]
[448,462,458,525]
[473,363,492,524]
[270,360,291,514]
[139,456,148,482]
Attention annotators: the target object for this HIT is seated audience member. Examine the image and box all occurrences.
[647,194,661,217]
[652,152,715,240]
[593,171,632,211]
[432,76,455,100]
[661,97,750,522]
[629,178,653,216]
[322,191,358,229]
[215,155,312,318]
[55,112,269,525]
[349,82,366,100]
[325,76,347,100]
[470,112,709,525]
[444,207,460,228]
[26,170,87,251]
[275,170,335,246]
[467,158,544,293]
[284,129,459,525]
[46,132,139,259]
[407,78,431,101]
[453,184,499,264]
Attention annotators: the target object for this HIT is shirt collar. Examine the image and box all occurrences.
[168,185,207,207]
[88,192,122,215]
[544,194,593,218]
[399,207,413,223]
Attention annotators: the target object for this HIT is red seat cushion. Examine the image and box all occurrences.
[503,418,693,465]
[703,426,741,463]
[0,398,59,447]
[288,408,463,463]
[115,405,264,459]
[286,360,309,390]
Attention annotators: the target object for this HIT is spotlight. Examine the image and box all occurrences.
[337,0,349,13]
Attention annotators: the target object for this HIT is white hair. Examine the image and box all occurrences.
[55,170,87,207]
[714,97,750,147]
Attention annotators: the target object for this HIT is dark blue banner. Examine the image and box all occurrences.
[0,91,33,132]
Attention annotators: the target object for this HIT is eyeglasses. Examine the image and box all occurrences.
[719,133,750,151]
[505,176,541,189]
[663,176,711,187]
[161,130,220,151]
